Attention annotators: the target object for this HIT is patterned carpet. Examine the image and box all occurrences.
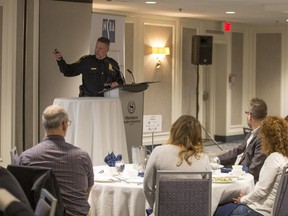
[204,140,243,159]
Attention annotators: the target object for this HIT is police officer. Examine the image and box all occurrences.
[54,37,124,97]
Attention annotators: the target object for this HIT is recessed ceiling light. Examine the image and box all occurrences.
[145,1,156,4]
[226,11,235,14]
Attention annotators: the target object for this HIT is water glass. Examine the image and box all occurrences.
[115,161,125,173]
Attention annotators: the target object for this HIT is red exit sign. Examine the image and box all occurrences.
[223,22,231,32]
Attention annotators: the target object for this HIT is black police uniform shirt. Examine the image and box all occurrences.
[57,55,124,97]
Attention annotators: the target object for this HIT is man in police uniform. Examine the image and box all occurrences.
[54,37,124,97]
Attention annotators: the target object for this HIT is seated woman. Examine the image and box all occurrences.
[214,116,288,216]
[143,115,211,209]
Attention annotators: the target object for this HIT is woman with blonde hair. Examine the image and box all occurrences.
[143,115,211,209]
[214,116,288,216]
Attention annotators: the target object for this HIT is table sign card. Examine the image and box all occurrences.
[143,115,162,133]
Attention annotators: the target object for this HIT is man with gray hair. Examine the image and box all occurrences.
[213,98,268,182]
[18,105,94,216]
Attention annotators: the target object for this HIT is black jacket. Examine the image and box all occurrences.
[57,55,124,97]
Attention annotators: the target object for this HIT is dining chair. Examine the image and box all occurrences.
[7,165,66,216]
[154,170,212,216]
[243,127,252,136]
[35,188,57,216]
[10,146,19,165]
[272,164,288,216]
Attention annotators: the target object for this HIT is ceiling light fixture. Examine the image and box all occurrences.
[226,11,236,14]
[145,1,156,4]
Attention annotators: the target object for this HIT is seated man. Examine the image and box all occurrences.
[18,105,94,216]
[213,98,268,182]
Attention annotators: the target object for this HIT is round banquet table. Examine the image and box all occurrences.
[53,97,129,165]
[89,166,255,216]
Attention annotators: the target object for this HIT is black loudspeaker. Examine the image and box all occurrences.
[191,35,213,65]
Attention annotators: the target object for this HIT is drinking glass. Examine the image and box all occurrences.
[115,161,125,174]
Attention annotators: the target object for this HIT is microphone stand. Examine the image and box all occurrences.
[195,64,223,151]
[127,69,136,84]
[106,60,126,85]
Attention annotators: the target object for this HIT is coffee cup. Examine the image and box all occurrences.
[232,165,243,171]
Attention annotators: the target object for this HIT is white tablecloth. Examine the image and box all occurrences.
[89,165,146,216]
[89,167,254,216]
[211,173,254,214]
[53,97,128,165]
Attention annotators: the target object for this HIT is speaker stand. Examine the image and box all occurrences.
[195,64,223,151]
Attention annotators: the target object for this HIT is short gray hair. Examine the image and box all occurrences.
[42,105,69,130]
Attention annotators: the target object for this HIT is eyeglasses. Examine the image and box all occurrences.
[245,111,252,115]
[65,120,72,126]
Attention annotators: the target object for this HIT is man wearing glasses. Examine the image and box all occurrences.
[18,105,94,216]
[213,98,268,182]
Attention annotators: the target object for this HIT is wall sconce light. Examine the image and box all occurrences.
[151,47,170,69]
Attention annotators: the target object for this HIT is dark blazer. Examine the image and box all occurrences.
[218,129,267,182]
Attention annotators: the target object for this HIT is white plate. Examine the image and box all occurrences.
[210,163,224,169]
[212,177,237,183]
[94,176,120,183]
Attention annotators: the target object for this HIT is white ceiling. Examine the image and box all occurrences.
[92,0,288,24]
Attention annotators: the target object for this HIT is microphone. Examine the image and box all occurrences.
[127,69,136,84]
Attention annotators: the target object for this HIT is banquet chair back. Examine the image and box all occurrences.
[272,164,288,216]
[7,165,66,216]
[35,188,57,216]
[243,127,252,136]
[10,146,19,165]
[154,170,212,216]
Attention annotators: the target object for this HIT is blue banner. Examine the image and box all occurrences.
[102,19,115,42]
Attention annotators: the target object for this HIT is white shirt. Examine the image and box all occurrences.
[234,127,260,165]
[241,152,288,216]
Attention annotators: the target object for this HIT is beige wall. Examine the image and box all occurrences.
[143,24,173,133]
[231,32,244,126]
[214,43,228,136]
[0,0,18,166]
[0,5,2,160]
[39,0,92,137]
[256,33,281,115]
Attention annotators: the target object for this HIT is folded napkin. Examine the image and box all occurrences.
[146,208,153,216]
[104,152,122,167]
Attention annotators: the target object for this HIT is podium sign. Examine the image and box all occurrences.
[104,83,149,162]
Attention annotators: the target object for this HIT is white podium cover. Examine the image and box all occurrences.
[53,97,128,165]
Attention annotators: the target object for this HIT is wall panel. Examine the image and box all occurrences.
[256,33,281,115]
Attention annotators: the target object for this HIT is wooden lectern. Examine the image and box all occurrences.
[103,82,151,163]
